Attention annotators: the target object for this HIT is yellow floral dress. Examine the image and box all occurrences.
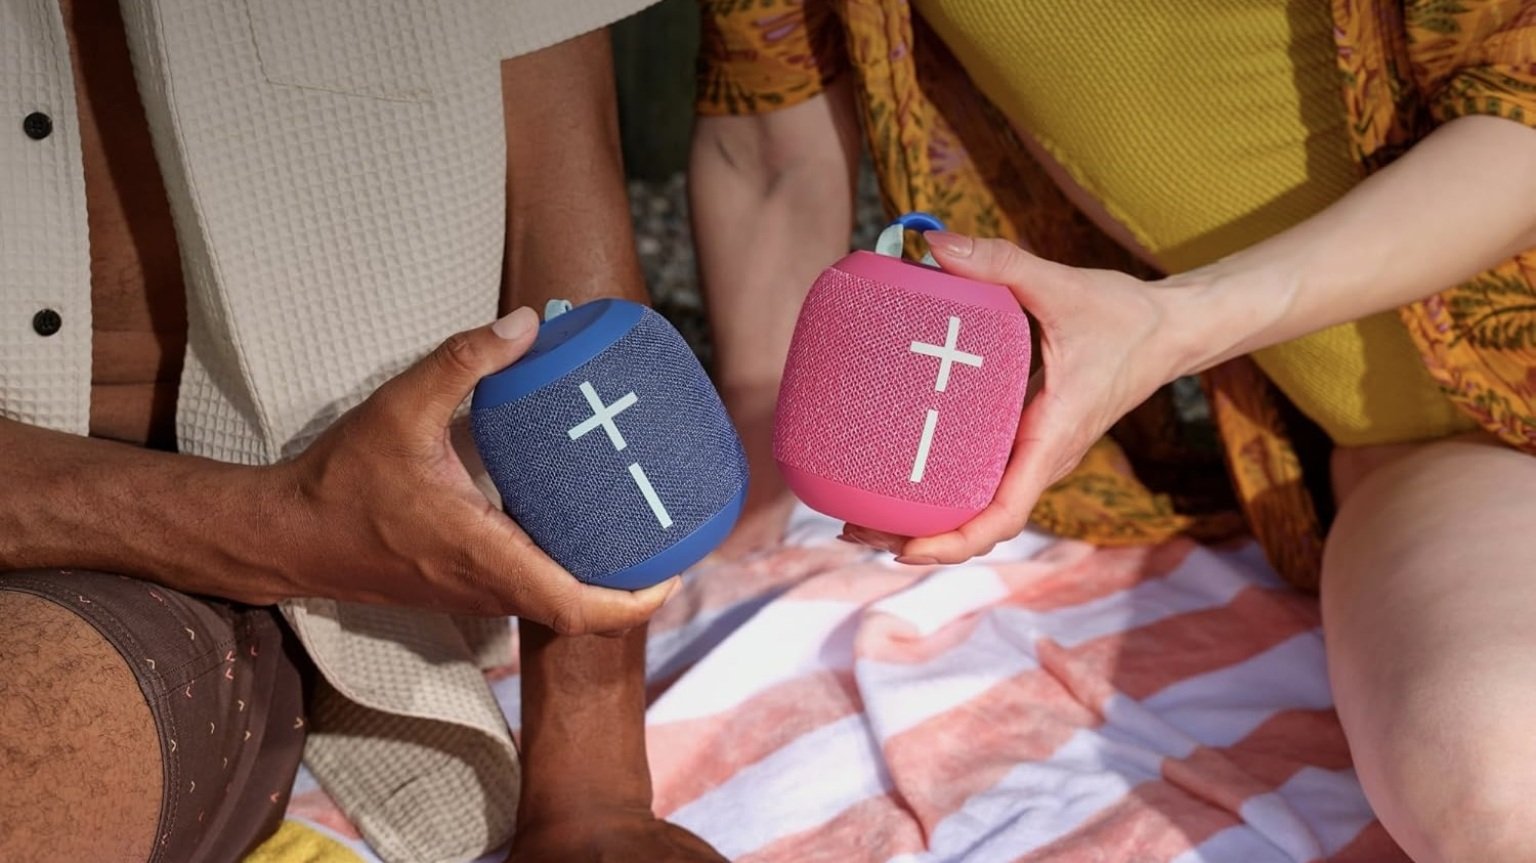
[697,0,1536,590]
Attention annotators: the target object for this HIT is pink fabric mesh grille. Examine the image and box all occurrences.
[774,266,1031,510]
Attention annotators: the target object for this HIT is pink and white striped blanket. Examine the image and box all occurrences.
[275,508,1409,862]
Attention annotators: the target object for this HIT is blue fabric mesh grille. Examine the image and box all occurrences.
[471,309,747,583]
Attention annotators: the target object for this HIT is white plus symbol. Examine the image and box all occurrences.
[567,381,638,451]
[909,315,983,392]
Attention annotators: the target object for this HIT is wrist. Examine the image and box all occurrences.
[225,460,310,602]
[150,459,302,604]
[1154,257,1300,375]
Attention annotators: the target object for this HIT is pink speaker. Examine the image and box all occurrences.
[773,215,1032,537]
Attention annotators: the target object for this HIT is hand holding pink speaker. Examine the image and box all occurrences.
[773,213,1032,537]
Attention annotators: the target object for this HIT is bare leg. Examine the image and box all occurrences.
[690,79,863,558]
[0,592,162,862]
[713,381,799,558]
[1324,433,1536,862]
[508,623,723,861]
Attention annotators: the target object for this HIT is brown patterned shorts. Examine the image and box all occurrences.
[1,570,311,863]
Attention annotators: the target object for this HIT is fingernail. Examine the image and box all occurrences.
[662,577,682,603]
[836,533,859,545]
[491,306,538,340]
[896,555,938,566]
[924,231,973,258]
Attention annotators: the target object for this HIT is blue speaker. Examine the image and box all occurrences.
[470,299,748,589]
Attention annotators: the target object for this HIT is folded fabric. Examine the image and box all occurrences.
[268,508,1408,862]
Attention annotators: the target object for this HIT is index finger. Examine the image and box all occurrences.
[898,395,1067,564]
[477,516,682,635]
[549,577,682,636]
[516,557,681,636]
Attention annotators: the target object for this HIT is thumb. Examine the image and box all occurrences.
[397,306,542,426]
[924,232,1081,310]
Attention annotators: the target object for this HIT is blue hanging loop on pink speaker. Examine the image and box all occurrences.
[875,211,945,265]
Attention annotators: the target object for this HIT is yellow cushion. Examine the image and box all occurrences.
[243,820,364,863]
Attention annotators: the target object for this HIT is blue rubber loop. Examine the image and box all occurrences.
[875,212,948,261]
[888,212,946,233]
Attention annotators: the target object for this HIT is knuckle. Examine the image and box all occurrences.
[1001,500,1034,526]
[1052,448,1088,483]
[434,331,481,379]
[503,527,543,558]
[992,238,1024,261]
[445,527,494,580]
[547,596,588,637]
[994,238,1028,266]
[972,237,1011,267]
[449,543,482,587]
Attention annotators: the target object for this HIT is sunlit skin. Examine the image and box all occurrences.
[695,67,1536,860]
[0,5,717,861]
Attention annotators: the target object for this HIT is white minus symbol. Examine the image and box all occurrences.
[628,463,674,528]
[910,409,940,483]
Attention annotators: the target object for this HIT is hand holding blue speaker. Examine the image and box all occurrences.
[471,300,749,590]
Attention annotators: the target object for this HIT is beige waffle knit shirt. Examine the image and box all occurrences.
[2,1,657,860]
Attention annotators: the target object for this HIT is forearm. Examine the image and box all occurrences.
[516,623,652,815]
[498,27,657,814]
[0,418,282,599]
[1166,115,1536,372]
[501,29,646,311]
[689,77,861,395]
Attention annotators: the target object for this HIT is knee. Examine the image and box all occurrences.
[1364,709,1536,863]
[1412,770,1536,863]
